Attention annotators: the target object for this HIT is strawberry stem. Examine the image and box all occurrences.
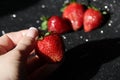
[45,32,51,36]
[40,16,48,21]
[40,16,48,31]
[92,6,99,11]
[38,36,44,40]
[70,0,76,2]
[41,20,48,30]
[37,16,52,40]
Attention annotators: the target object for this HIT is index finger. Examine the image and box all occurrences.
[0,29,28,54]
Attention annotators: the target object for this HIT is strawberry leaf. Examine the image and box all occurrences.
[40,16,48,21]
[45,32,51,36]
[41,20,48,30]
[70,0,76,2]
[38,36,44,40]
[40,16,48,31]
[60,6,67,12]
[88,5,100,11]
[60,0,76,12]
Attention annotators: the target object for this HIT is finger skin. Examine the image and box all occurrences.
[0,27,38,80]
[0,30,27,54]
[7,27,38,60]
[0,34,15,54]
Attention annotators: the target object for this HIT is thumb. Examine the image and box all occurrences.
[8,27,38,60]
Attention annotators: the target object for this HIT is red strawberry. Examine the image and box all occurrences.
[62,2,85,31]
[83,7,103,32]
[35,33,64,63]
[47,15,72,34]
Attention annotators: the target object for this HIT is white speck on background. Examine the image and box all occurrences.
[19,18,23,21]
[109,20,113,24]
[107,20,114,27]
[41,4,46,8]
[68,42,71,45]
[12,14,16,18]
[80,36,83,39]
[62,35,67,39]
[36,20,40,24]
[113,0,116,3]
[64,0,69,4]
[65,48,68,52]
[104,6,108,9]
[100,30,104,34]
[1,30,5,35]
[115,30,118,33]
[108,23,112,26]
[85,39,89,42]
[104,5,110,11]
[93,0,97,2]
[110,4,113,7]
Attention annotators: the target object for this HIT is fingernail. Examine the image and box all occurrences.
[26,27,38,38]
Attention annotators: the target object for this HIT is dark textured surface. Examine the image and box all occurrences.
[0,0,120,80]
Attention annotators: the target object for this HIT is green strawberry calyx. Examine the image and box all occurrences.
[70,0,76,2]
[38,16,51,40]
[88,5,100,11]
[88,5,108,15]
[39,16,49,31]
[60,0,77,12]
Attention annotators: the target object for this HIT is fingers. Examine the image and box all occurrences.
[0,29,28,54]
[6,29,28,45]
[26,54,46,74]
[0,34,15,54]
[27,53,62,80]
[7,27,38,60]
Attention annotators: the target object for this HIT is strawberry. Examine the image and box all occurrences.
[35,32,64,63]
[62,2,85,31]
[83,7,103,32]
[47,15,72,34]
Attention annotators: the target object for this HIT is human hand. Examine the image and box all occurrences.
[0,27,60,80]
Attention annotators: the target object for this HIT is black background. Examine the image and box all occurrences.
[0,0,120,80]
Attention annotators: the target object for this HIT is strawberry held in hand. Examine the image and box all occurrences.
[62,2,85,31]
[83,7,103,32]
[35,32,64,63]
[48,15,72,34]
